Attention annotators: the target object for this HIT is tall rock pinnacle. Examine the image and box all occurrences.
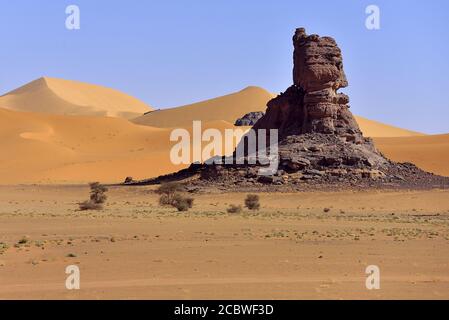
[254,28,364,143]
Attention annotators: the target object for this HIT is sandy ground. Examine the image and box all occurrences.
[1,185,448,300]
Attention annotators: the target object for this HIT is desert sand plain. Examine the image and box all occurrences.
[1,185,449,299]
[0,78,449,299]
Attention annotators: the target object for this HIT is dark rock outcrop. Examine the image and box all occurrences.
[234,112,265,126]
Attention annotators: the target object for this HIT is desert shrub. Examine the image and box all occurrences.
[89,182,108,204]
[0,242,9,254]
[173,198,191,212]
[184,197,194,208]
[17,236,29,245]
[227,204,242,214]
[158,194,171,206]
[245,194,260,210]
[156,182,182,204]
[79,182,108,211]
[156,182,193,211]
[171,194,194,212]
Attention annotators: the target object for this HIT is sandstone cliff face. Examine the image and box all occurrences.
[255,28,363,144]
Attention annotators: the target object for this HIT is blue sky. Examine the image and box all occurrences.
[0,0,448,134]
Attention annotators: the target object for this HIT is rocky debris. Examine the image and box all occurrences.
[123,176,134,184]
[234,112,265,126]
[125,28,449,191]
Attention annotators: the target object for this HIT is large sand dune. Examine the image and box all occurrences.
[0,108,243,184]
[0,107,174,184]
[133,86,275,128]
[0,77,152,119]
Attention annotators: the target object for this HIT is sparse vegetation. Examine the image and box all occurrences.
[156,182,182,204]
[18,236,29,245]
[184,196,194,208]
[227,204,242,214]
[158,194,172,206]
[157,182,193,211]
[89,182,108,204]
[0,242,9,254]
[173,198,191,212]
[79,182,108,211]
[245,194,260,210]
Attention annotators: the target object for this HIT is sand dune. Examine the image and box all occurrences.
[133,86,424,138]
[0,77,152,119]
[374,134,449,177]
[132,87,273,128]
[0,107,174,184]
[133,86,275,128]
[0,108,243,184]
[356,116,424,138]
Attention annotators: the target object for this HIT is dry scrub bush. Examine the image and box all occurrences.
[157,182,194,212]
[79,182,108,211]
[245,194,260,210]
[227,204,242,214]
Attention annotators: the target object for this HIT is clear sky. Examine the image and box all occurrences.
[0,0,448,134]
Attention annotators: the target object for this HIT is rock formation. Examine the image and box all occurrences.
[249,27,389,174]
[254,28,363,142]
[235,111,265,126]
[126,28,449,191]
